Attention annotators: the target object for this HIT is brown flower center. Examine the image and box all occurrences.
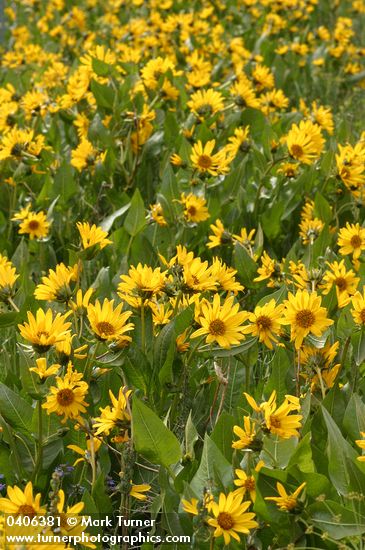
[217,511,234,530]
[28,220,40,230]
[36,330,49,339]
[198,154,212,169]
[209,319,226,336]
[335,277,347,291]
[96,321,115,336]
[57,388,75,406]
[270,416,281,428]
[350,235,362,248]
[17,504,36,518]
[244,477,256,491]
[187,205,197,216]
[256,315,272,330]
[295,309,315,328]
[291,144,304,158]
[360,309,365,324]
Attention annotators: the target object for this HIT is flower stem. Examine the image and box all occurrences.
[140,302,146,353]
[32,400,43,484]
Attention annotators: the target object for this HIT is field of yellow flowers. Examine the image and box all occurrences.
[0,0,365,548]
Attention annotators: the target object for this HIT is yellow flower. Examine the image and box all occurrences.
[190,140,230,176]
[0,127,34,160]
[233,462,264,502]
[252,64,275,91]
[254,251,283,288]
[93,387,131,437]
[67,436,102,466]
[71,139,105,171]
[336,142,365,195]
[211,258,244,294]
[170,153,184,167]
[322,260,359,308]
[356,432,365,461]
[87,299,134,342]
[265,482,306,511]
[281,290,333,349]
[180,192,209,223]
[351,286,365,325]
[130,483,151,501]
[230,79,260,109]
[29,358,60,379]
[207,219,232,249]
[187,88,224,119]
[18,211,50,240]
[42,362,89,423]
[191,293,248,348]
[182,258,217,293]
[242,299,284,349]
[176,329,190,353]
[262,391,302,439]
[34,263,77,302]
[299,217,324,245]
[225,126,250,159]
[69,288,94,315]
[118,263,167,308]
[0,481,46,516]
[338,222,365,261]
[232,416,257,450]
[207,492,258,545]
[18,308,72,353]
[0,259,18,301]
[76,221,112,250]
[150,203,167,226]
[181,497,199,515]
[286,120,324,164]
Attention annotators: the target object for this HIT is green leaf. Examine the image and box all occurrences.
[53,161,77,205]
[264,348,292,401]
[343,394,365,441]
[352,328,365,366]
[211,412,235,462]
[308,500,365,539]
[124,189,146,236]
[0,383,33,434]
[132,397,181,467]
[90,80,115,109]
[185,411,198,458]
[100,203,131,232]
[92,473,113,514]
[205,337,257,357]
[313,191,332,223]
[123,344,151,393]
[233,242,257,289]
[261,201,284,239]
[190,434,232,496]
[287,433,314,473]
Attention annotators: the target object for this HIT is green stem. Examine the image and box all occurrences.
[7,297,19,312]
[32,401,43,483]
[83,341,100,382]
[140,302,146,353]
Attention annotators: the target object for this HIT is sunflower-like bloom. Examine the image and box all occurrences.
[0,127,34,160]
[207,219,232,249]
[18,211,50,240]
[336,142,365,195]
[254,251,284,288]
[242,299,284,349]
[50,489,94,543]
[0,481,46,516]
[322,259,359,308]
[69,288,94,315]
[180,192,210,223]
[299,217,324,245]
[286,120,324,164]
[130,482,151,501]
[18,308,72,353]
[42,362,88,423]
[311,101,334,135]
[190,140,230,176]
[93,387,132,437]
[211,258,244,294]
[182,258,217,293]
[149,203,167,226]
[356,433,365,461]
[230,79,260,109]
[265,482,306,511]
[262,392,303,439]
[29,357,60,379]
[141,56,176,90]
[71,139,105,171]
[118,263,167,308]
[207,492,258,545]
[338,222,365,262]
[233,462,264,502]
[225,126,250,160]
[0,257,18,301]
[232,416,257,450]
[34,263,77,302]
[281,290,333,349]
[187,88,224,119]
[68,436,102,466]
[191,293,248,348]
[76,221,112,250]
[351,287,365,325]
[87,299,134,342]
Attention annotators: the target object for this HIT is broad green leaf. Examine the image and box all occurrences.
[211,412,235,461]
[0,383,33,434]
[190,434,232,496]
[124,189,146,236]
[233,242,257,289]
[132,397,181,467]
[308,500,365,540]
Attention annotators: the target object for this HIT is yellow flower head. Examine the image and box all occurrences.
[207,219,232,249]
[71,139,105,171]
[42,363,89,423]
[281,290,334,349]
[93,386,132,436]
[0,481,46,516]
[76,221,112,251]
[18,308,72,353]
[242,299,284,349]
[191,293,248,348]
[351,287,365,326]
[34,263,77,303]
[207,492,258,545]
[18,211,50,240]
[87,299,134,342]
[29,357,60,379]
[180,192,210,223]
[286,120,324,164]
[187,88,224,119]
[265,481,306,511]
[338,222,365,262]
[232,416,257,450]
[322,259,359,308]
[190,140,230,176]
[118,263,167,308]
